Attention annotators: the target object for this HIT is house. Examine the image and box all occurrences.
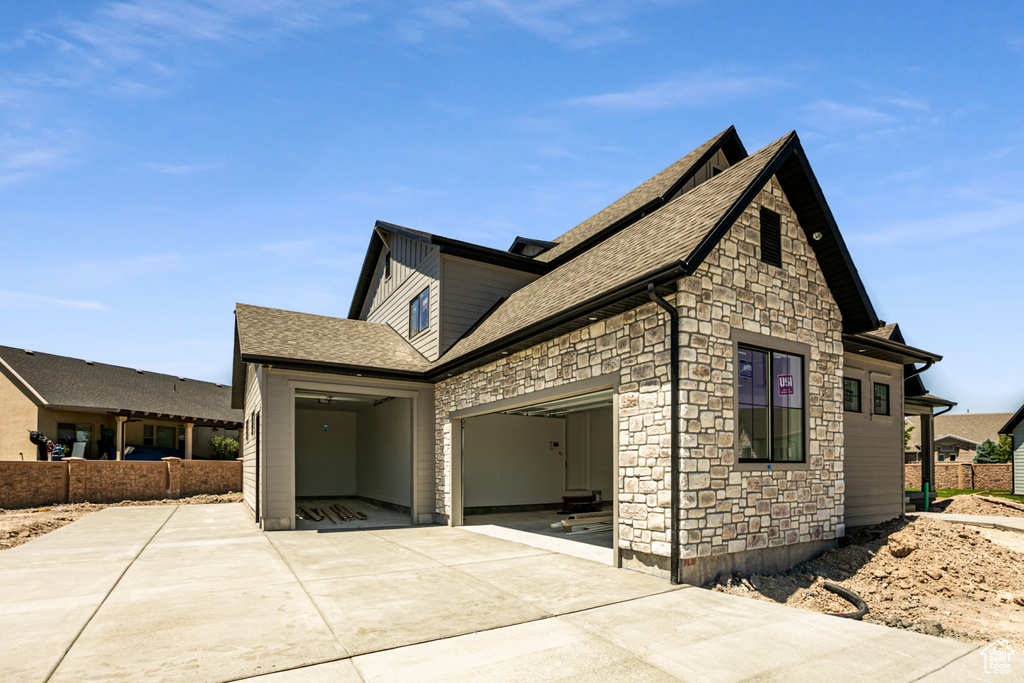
[0,346,242,461]
[232,126,946,584]
[907,412,1011,462]
[999,405,1024,495]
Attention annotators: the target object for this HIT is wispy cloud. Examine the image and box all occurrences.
[850,200,1024,247]
[0,131,75,186]
[561,70,783,111]
[142,161,221,175]
[0,291,107,311]
[10,0,368,94]
[400,0,654,48]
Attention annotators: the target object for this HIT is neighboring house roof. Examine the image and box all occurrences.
[1000,403,1024,435]
[233,304,432,405]
[907,412,1013,450]
[934,434,980,447]
[237,127,885,385]
[533,126,748,265]
[0,345,240,424]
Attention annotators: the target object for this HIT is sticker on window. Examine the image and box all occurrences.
[739,359,753,378]
[778,375,794,395]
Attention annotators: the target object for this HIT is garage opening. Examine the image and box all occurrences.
[462,389,615,554]
[294,390,413,530]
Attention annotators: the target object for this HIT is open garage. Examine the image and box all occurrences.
[460,388,617,553]
[293,390,414,528]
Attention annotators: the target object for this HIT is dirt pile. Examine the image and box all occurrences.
[708,515,1024,651]
[0,492,243,552]
[943,495,1024,518]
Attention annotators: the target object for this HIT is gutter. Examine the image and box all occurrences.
[647,282,681,585]
[903,359,933,381]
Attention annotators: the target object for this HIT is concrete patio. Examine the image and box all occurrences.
[0,503,993,682]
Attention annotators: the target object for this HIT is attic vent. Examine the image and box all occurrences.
[759,207,782,268]
[178,377,186,381]
[136,370,143,374]
[24,350,34,355]
[711,166,723,177]
[86,361,94,365]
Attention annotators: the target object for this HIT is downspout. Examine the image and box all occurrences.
[903,359,933,382]
[647,283,680,584]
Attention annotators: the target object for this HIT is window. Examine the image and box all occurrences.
[759,207,782,268]
[874,383,890,416]
[58,423,93,458]
[844,378,861,412]
[384,251,391,279]
[143,424,154,446]
[409,287,429,337]
[737,345,805,462]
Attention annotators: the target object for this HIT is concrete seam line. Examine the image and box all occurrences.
[907,645,979,682]
[44,505,181,683]
[262,531,351,650]
[216,586,689,683]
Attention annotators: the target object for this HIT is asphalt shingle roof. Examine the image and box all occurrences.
[0,345,240,423]
[535,127,733,264]
[438,133,793,363]
[235,304,431,374]
[907,413,1013,450]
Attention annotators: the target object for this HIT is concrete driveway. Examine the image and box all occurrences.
[0,503,989,682]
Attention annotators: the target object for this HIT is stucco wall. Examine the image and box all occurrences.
[0,369,40,461]
[436,176,845,580]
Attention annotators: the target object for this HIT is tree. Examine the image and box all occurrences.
[974,435,1012,463]
[210,435,240,460]
[904,421,914,448]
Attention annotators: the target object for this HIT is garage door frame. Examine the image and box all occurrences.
[448,376,619,565]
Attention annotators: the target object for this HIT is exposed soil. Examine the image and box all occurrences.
[942,494,1024,518]
[707,514,1024,652]
[0,492,243,552]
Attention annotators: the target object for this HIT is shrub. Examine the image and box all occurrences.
[210,436,240,460]
[974,436,1012,463]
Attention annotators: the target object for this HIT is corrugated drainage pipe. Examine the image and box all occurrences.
[648,282,680,584]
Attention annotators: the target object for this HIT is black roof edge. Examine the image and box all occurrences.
[509,236,559,255]
[231,321,245,409]
[778,140,880,333]
[1000,403,1024,435]
[432,234,549,273]
[240,354,430,384]
[842,333,942,365]
[546,126,749,269]
[346,230,387,319]
[427,262,686,381]
[683,133,798,275]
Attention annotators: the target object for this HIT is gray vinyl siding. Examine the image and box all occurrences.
[363,234,441,361]
[241,363,263,518]
[1014,425,1024,496]
[440,255,539,353]
[842,354,904,528]
[259,368,436,530]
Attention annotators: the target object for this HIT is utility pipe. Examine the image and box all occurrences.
[648,282,680,584]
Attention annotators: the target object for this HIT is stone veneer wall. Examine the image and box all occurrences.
[905,462,1012,491]
[0,459,242,509]
[434,176,845,581]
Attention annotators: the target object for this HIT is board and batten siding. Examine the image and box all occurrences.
[439,255,539,353]
[362,233,441,361]
[674,149,732,196]
[241,363,264,518]
[1014,424,1024,496]
[842,354,904,528]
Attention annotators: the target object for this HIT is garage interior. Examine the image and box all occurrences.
[462,389,615,550]
[293,390,413,530]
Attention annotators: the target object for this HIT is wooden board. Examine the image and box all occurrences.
[298,505,322,522]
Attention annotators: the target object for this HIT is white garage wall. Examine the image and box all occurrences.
[294,408,357,497]
[565,408,614,499]
[356,398,412,507]
[464,413,565,507]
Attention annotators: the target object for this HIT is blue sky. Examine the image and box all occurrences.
[1,1,1022,413]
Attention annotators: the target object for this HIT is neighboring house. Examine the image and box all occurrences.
[0,346,242,461]
[907,412,1011,462]
[232,126,946,584]
[999,405,1024,496]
